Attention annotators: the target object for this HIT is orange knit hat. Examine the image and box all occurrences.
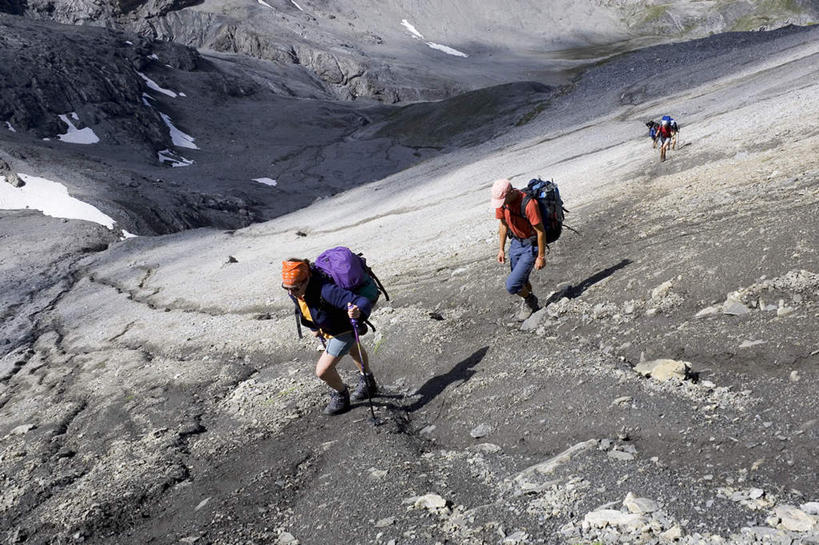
[281,260,309,286]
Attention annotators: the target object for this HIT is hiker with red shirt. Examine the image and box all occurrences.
[656,119,673,162]
[281,259,377,415]
[491,178,545,320]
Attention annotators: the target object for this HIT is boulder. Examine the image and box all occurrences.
[634,359,692,381]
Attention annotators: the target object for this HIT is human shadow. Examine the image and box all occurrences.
[404,346,489,413]
[542,258,632,307]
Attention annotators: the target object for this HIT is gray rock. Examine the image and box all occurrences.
[470,423,492,439]
[473,443,502,454]
[694,305,722,318]
[584,509,644,530]
[634,359,691,381]
[607,450,635,461]
[802,502,819,516]
[9,424,36,435]
[0,160,23,187]
[413,493,448,512]
[276,532,299,545]
[623,492,659,514]
[520,308,547,331]
[722,298,750,315]
[771,504,816,531]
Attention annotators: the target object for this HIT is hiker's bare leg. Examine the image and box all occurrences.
[316,353,345,391]
[349,343,371,374]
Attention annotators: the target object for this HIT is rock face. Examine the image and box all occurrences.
[5,0,817,103]
[0,14,198,147]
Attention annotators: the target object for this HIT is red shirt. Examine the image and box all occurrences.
[657,124,672,138]
[495,190,542,239]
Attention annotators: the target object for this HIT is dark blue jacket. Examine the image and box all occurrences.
[290,269,373,336]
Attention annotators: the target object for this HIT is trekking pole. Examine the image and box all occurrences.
[348,303,378,424]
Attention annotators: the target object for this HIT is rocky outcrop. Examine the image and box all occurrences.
[0,159,23,187]
[0,14,198,147]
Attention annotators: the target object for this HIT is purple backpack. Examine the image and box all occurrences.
[315,247,368,289]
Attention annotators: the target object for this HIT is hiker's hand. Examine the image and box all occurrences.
[497,250,505,264]
[347,304,361,319]
[311,330,321,337]
[535,256,545,270]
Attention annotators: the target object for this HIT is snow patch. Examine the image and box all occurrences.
[401,19,424,40]
[158,149,194,167]
[401,20,468,57]
[5,121,15,132]
[159,112,198,149]
[252,177,278,187]
[258,0,272,8]
[0,173,116,229]
[124,40,133,45]
[148,54,160,60]
[137,72,178,98]
[57,114,100,144]
[426,42,468,57]
[290,0,304,11]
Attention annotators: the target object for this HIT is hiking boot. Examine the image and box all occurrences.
[322,387,350,415]
[351,372,377,401]
[517,294,540,321]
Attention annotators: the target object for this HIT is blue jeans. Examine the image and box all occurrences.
[506,238,537,295]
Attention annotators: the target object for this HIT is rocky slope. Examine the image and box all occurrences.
[1,22,817,545]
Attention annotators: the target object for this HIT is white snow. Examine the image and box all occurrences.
[57,114,100,144]
[142,93,155,107]
[124,40,133,45]
[148,54,160,60]
[401,19,425,40]
[5,121,15,132]
[137,72,178,98]
[426,42,469,57]
[258,0,272,7]
[158,149,194,167]
[252,177,278,187]
[0,173,116,229]
[290,0,304,11]
[401,20,468,57]
[159,112,198,149]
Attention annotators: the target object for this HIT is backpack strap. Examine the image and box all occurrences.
[368,269,390,301]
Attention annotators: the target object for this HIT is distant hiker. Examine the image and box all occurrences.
[646,120,659,149]
[282,259,377,415]
[491,178,545,320]
[661,115,680,150]
[656,119,674,162]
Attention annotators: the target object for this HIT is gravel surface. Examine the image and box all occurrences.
[1,19,818,545]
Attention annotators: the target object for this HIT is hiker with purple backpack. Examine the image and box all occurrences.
[281,250,383,416]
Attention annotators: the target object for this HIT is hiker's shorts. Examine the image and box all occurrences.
[325,331,356,358]
[658,136,671,146]
[506,238,538,295]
